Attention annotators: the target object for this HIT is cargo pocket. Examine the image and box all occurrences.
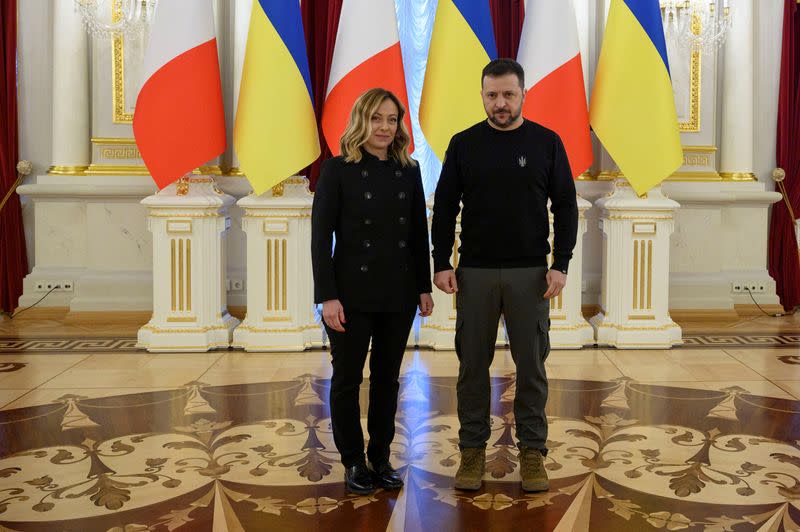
[538,318,551,361]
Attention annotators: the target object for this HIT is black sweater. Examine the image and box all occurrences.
[431,120,578,274]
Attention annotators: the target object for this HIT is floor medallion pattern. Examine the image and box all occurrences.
[2,370,800,530]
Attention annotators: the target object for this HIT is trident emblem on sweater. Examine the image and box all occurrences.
[518,156,527,168]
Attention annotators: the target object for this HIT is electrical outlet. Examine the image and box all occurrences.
[231,279,244,291]
[34,280,74,292]
[732,281,766,294]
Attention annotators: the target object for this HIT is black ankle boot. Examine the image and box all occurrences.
[370,461,403,490]
[344,463,375,495]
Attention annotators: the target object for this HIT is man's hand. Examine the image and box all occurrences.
[434,270,458,294]
[419,293,434,317]
[543,269,567,299]
[322,299,346,332]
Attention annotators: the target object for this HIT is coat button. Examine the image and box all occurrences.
[398,192,406,200]
[363,240,371,248]
[361,170,369,178]
[399,216,407,224]
[395,170,402,177]
[364,191,372,200]
[398,240,407,248]
[360,265,368,272]
[364,218,372,225]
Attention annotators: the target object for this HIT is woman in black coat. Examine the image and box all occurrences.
[311,88,434,495]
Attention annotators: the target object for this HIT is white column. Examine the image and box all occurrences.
[233,179,323,351]
[49,0,90,174]
[574,0,591,96]
[230,0,253,174]
[137,178,240,352]
[720,0,755,181]
[549,196,594,348]
[590,180,682,349]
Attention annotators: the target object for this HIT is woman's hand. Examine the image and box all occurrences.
[418,293,434,317]
[322,299,346,332]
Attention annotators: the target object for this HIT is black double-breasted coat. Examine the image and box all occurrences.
[311,151,433,312]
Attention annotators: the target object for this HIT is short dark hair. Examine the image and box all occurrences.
[481,58,525,88]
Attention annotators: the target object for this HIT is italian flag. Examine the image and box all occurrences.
[133,0,226,188]
[518,0,592,178]
[322,0,413,155]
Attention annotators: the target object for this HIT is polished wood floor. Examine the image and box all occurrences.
[0,312,799,531]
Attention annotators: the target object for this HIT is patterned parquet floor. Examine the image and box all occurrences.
[0,311,798,531]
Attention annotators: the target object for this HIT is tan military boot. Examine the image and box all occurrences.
[519,447,549,492]
[454,447,485,490]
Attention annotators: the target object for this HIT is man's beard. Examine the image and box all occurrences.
[488,107,522,128]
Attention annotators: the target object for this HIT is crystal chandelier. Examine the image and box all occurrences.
[73,0,156,39]
[660,0,733,55]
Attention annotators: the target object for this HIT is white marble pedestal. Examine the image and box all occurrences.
[232,178,322,352]
[590,179,682,349]
[137,177,239,352]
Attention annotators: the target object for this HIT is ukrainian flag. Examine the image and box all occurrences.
[234,1,320,195]
[419,0,497,161]
[589,0,683,196]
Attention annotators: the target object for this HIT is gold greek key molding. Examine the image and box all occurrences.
[48,165,89,176]
[102,146,141,159]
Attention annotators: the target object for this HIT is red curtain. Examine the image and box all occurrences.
[301,0,344,191]
[489,0,525,59]
[0,0,27,313]
[768,0,800,312]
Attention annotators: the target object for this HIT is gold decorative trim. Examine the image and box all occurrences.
[597,171,623,181]
[575,172,595,181]
[669,171,722,181]
[48,165,89,176]
[262,316,292,322]
[266,240,272,311]
[187,239,192,312]
[720,172,757,182]
[597,322,680,331]
[91,137,137,145]
[420,324,456,332]
[171,239,176,311]
[607,214,674,220]
[683,145,717,153]
[629,315,656,320]
[166,316,197,323]
[140,324,230,333]
[148,211,222,218]
[236,324,319,333]
[193,166,223,176]
[679,50,701,132]
[226,167,245,176]
[86,164,149,176]
[243,213,312,219]
[111,0,133,124]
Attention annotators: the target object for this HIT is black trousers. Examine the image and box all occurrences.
[326,306,416,468]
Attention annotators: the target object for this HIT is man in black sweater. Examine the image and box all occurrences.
[431,59,578,493]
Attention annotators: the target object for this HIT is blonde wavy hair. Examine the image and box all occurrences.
[340,88,415,167]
